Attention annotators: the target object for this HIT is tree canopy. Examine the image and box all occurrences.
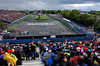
[44,10,100,31]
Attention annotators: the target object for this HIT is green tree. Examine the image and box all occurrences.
[43,10,47,14]
[47,10,51,14]
[96,25,100,31]
[50,10,56,14]
[69,9,80,20]
[57,10,62,13]
[61,10,70,18]
[29,11,34,14]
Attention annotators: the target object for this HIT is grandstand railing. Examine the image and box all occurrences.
[3,34,86,40]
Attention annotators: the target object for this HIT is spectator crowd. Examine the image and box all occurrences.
[0,40,100,66]
[0,10,26,22]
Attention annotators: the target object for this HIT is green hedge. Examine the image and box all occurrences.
[47,15,81,34]
[7,29,13,32]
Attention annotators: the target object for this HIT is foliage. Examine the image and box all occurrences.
[43,10,47,14]
[7,29,13,32]
[59,10,100,32]
[61,10,70,18]
[19,11,33,14]
[33,16,39,19]
[19,11,26,14]
[0,22,6,29]
[33,15,47,21]
[57,10,62,13]
[96,25,100,31]
[0,19,7,29]
[40,16,47,20]
[29,11,34,14]
[88,11,100,15]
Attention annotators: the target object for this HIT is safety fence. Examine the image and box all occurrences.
[0,36,92,44]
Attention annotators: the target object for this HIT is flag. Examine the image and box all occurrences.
[90,43,92,46]
[34,44,37,48]
[13,37,16,40]
[30,41,33,44]
[63,42,66,44]
[6,42,9,45]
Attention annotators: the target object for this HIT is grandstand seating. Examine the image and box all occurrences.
[0,10,26,22]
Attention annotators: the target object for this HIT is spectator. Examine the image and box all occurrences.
[74,55,88,66]
[23,44,30,60]
[51,57,60,66]
[30,43,36,60]
[46,53,55,66]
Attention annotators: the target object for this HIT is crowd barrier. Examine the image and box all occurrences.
[68,19,100,34]
[3,34,86,40]
[0,36,92,44]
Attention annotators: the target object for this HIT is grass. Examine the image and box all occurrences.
[33,15,47,21]
[29,15,32,17]
[33,16,39,19]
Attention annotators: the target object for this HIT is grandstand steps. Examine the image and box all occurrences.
[0,35,3,40]
[18,58,44,66]
[18,47,44,66]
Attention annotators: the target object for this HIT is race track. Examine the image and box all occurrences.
[14,15,77,36]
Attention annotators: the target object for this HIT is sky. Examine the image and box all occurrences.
[0,0,100,11]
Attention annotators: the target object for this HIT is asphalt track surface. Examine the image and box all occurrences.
[14,15,77,36]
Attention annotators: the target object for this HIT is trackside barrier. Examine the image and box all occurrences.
[94,30,100,34]
[0,37,92,44]
[68,19,100,34]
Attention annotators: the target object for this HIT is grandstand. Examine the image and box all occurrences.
[0,10,26,22]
